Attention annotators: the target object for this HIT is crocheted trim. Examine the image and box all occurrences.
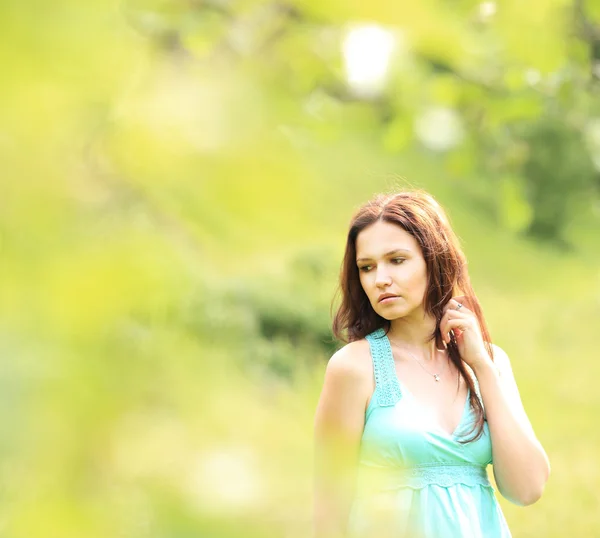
[366,328,402,407]
[360,463,492,491]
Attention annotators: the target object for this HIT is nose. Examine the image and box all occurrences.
[375,266,392,288]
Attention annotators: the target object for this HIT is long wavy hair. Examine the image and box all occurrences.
[331,190,494,442]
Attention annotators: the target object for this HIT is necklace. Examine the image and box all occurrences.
[404,349,449,382]
[389,338,449,383]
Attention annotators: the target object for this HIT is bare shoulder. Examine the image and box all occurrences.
[326,339,373,379]
[316,339,374,421]
[490,343,514,377]
[490,344,536,430]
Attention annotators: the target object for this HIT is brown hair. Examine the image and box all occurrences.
[332,190,493,442]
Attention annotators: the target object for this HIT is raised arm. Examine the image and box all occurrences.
[440,297,551,507]
[313,344,370,538]
[476,344,551,506]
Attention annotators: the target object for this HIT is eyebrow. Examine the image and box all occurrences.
[356,249,412,263]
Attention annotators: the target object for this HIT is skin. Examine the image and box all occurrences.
[355,220,430,328]
[313,220,550,537]
[356,220,469,434]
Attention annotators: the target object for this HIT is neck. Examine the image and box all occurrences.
[386,312,441,360]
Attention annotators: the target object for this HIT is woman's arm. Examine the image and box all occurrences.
[313,344,369,538]
[475,344,551,506]
[441,297,550,506]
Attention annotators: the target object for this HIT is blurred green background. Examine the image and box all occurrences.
[1,0,599,536]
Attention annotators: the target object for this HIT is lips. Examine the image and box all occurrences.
[378,294,399,303]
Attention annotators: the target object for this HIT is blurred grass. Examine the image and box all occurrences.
[1,1,599,537]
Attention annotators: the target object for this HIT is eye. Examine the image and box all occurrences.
[392,257,406,264]
[358,265,372,272]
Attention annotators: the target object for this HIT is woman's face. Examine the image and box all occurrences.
[355,220,429,321]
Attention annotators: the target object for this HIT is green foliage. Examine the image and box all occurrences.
[1,0,599,536]
[521,116,598,242]
[106,0,600,244]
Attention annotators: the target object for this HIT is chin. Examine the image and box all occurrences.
[383,306,416,320]
[375,306,405,320]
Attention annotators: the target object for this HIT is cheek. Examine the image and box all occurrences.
[358,274,368,293]
[359,274,377,299]
[406,266,428,292]
[415,272,429,294]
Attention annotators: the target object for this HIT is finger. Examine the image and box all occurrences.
[449,328,464,343]
[447,298,472,315]
[439,317,464,343]
[440,307,459,326]
[445,308,470,319]
[445,318,474,343]
[439,309,469,336]
[449,296,475,312]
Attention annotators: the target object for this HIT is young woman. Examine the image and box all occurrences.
[313,191,550,538]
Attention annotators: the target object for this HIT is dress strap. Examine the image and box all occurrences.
[365,328,402,407]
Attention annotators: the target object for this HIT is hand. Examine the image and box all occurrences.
[440,296,493,371]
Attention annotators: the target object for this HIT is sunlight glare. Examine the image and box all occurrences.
[188,446,264,514]
[342,25,396,98]
[415,107,464,152]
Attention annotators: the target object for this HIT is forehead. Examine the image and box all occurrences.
[355,220,420,257]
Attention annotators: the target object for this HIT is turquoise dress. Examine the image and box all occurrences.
[348,328,511,538]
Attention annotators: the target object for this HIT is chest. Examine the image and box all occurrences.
[392,359,469,437]
[361,393,492,467]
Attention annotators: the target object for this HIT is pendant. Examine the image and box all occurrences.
[434,374,440,382]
